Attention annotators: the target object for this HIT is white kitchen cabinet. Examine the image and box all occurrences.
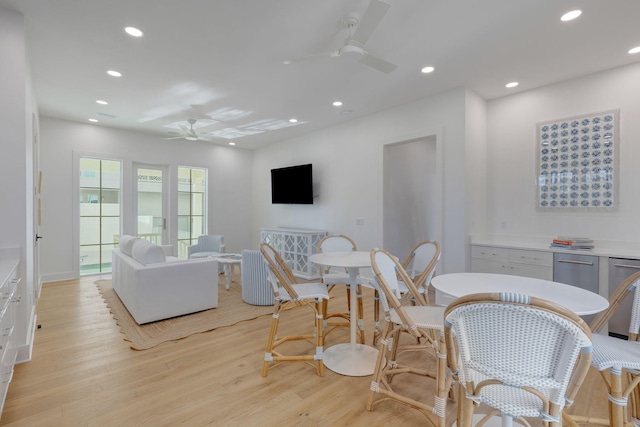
[471,245,553,280]
[0,251,19,416]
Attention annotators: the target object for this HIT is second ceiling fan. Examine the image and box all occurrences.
[283,0,397,74]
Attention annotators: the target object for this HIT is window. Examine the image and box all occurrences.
[79,158,121,274]
[177,167,206,258]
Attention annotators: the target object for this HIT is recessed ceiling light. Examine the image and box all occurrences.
[333,101,343,107]
[629,46,640,54]
[107,70,122,77]
[289,118,298,123]
[124,26,144,37]
[88,118,98,123]
[96,100,108,105]
[505,81,519,88]
[421,66,435,74]
[229,142,236,146]
[560,10,582,22]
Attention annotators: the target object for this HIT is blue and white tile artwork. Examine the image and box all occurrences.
[537,111,617,209]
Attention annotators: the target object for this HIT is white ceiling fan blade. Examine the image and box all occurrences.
[283,50,340,64]
[352,0,390,45]
[359,52,397,73]
[163,136,185,140]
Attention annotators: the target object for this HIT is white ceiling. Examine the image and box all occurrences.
[3,0,640,149]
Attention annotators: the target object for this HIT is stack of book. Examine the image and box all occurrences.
[549,236,594,250]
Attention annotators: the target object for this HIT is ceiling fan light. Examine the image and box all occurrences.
[185,136,198,141]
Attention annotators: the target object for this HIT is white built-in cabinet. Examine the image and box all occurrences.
[260,228,328,279]
[470,245,553,280]
[0,251,20,415]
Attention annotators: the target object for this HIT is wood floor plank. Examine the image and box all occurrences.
[0,274,613,426]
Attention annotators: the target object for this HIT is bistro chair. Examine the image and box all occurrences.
[444,292,593,427]
[366,248,451,425]
[398,240,440,305]
[317,234,375,344]
[575,271,640,427]
[259,243,329,377]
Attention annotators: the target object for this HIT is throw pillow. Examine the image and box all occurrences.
[119,235,139,257]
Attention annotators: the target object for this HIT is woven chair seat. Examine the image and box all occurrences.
[276,282,330,302]
[591,333,640,371]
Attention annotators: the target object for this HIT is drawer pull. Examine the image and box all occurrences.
[557,259,594,266]
[613,264,640,270]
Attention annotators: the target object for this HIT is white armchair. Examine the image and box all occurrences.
[188,235,225,273]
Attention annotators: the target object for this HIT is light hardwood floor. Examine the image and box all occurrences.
[1,274,610,426]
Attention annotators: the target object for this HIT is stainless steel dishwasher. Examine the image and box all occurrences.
[553,252,599,323]
[607,258,640,338]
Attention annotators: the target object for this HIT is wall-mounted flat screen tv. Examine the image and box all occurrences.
[271,164,313,204]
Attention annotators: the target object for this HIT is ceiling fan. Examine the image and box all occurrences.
[283,0,397,74]
[164,118,210,141]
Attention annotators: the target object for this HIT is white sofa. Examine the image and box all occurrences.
[112,235,219,324]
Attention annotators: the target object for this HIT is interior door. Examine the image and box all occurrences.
[134,164,168,245]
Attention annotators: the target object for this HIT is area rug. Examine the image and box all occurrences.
[95,279,273,350]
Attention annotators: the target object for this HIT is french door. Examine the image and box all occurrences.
[134,164,168,245]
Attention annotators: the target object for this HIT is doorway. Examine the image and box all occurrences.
[382,134,443,261]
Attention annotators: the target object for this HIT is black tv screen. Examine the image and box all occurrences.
[271,164,313,204]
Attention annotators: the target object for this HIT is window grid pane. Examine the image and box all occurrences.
[177,166,207,259]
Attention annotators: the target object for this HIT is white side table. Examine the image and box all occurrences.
[212,254,243,290]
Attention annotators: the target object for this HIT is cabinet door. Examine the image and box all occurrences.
[471,258,508,274]
[508,263,553,280]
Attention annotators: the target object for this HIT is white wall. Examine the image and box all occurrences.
[39,117,253,281]
[252,87,474,273]
[487,62,640,242]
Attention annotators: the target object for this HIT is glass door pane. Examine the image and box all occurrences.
[135,165,167,244]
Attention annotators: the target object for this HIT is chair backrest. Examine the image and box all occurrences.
[444,292,593,420]
[241,249,274,306]
[197,235,224,252]
[370,248,427,339]
[402,240,440,290]
[319,234,357,253]
[260,243,299,300]
[590,270,640,340]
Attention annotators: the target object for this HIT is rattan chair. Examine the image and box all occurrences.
[366,248,451,425]
[259,243,329,377]
[317,234,370,343]
[444,292,593,427]
[575,271,640,427]
[397,240,440,305]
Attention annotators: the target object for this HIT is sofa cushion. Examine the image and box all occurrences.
[131,238,166,266]
[119,235,139,257]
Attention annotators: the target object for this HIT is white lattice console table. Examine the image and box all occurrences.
[260,228,328,279]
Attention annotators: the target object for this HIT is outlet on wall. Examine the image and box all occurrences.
[356,217,364,226]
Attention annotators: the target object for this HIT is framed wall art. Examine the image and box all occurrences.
[535,109,619,211]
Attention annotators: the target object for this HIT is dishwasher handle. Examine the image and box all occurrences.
[556,259,594,266]
[613,263,640,270]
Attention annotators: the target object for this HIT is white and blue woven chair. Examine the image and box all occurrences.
[259,243,329,377]
[581,271,640,427]
[366,248,451,426]
[444,292,593,427]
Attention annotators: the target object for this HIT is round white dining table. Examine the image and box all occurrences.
[431,272,609,315]
[309,251,378,377]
